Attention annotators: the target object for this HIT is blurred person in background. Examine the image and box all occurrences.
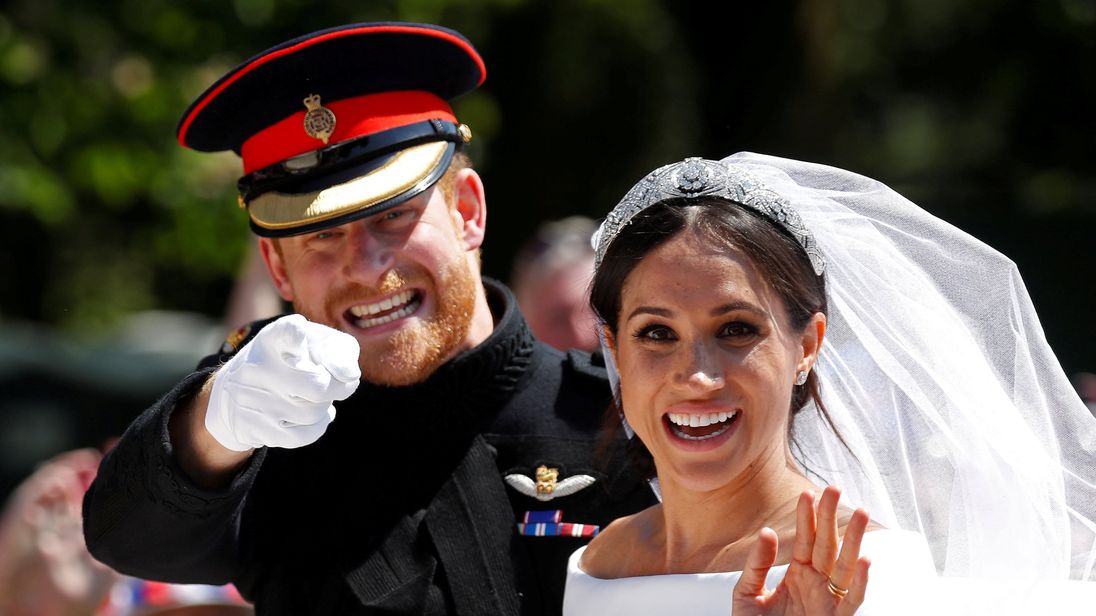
[0,448,251,616]
[0,448,117,616]
[510,216,600,353]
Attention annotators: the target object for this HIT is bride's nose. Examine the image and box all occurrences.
[676,340,726,392]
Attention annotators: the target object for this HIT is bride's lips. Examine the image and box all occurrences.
[343,288,424,332]
[661,407,740,451]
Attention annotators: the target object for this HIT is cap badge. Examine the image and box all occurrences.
[302,94,336,144]
[503,465,596,502]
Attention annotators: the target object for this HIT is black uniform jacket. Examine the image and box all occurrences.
[83,281,656,615]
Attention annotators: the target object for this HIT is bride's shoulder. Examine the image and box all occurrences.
[579,506,661,579]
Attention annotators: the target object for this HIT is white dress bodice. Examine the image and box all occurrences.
[563,529,936,615]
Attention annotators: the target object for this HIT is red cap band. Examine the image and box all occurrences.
[240,90,456,173]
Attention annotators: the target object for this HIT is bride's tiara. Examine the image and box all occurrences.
[592,157,826,276]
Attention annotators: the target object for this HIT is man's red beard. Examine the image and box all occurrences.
[295,255,478,387]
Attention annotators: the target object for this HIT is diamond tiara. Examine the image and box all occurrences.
[592,157,825,275]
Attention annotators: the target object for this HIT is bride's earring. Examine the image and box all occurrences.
[795,370,809,386]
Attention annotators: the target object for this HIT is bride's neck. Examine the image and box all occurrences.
[656,446,815,573]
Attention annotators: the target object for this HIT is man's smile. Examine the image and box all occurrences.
[346,289,423,329]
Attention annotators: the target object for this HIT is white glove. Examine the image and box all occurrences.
[205,314,361,451]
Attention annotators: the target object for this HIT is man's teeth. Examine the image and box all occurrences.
[349,290,418,327]
[667,411,737,428]
[350,290,414,317]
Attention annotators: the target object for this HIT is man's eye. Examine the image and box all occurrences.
[383,209,412,222]
[375,208,419,229]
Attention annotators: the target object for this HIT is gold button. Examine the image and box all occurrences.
[458,123,472,144]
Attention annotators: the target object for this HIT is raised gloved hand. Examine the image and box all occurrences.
[205,314,361,451]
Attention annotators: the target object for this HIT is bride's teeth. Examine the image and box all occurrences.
[668,412,736,441]
[668,412,737,428]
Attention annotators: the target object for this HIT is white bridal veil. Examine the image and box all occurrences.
[595,152,1096,599]
[727,152,1096,584]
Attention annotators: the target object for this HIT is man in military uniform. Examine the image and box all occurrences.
[82,23,654,615]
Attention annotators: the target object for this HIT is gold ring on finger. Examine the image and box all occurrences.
[827,578,849,599]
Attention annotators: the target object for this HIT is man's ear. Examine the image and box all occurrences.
[797,312,827,375]
[451,168,486,251]
[258,237,295,302]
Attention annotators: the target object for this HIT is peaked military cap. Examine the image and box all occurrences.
[177,22,485,237]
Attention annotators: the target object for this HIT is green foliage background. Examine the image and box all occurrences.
[2,0,1094,371]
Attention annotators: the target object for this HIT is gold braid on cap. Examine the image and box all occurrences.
[592,158,825,275]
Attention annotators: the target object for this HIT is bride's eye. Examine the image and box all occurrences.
[633,324,677,342]
[718,321,758,339]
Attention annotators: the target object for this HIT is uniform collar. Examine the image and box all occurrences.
[351,277,535,431]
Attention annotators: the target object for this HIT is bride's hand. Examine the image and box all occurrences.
[731,485,870,616]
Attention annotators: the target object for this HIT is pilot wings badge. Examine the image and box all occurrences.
[504,465,596,501]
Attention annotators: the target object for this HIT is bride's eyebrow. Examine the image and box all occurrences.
[625,306,672,322]
[625,301,767,323]
[712,302,766,318]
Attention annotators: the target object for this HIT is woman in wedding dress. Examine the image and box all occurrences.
[563,153,1096,615]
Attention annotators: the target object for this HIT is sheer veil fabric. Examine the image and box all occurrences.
[596,151,1096,587]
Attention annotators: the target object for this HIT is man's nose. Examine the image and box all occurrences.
[342,223,396,282]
